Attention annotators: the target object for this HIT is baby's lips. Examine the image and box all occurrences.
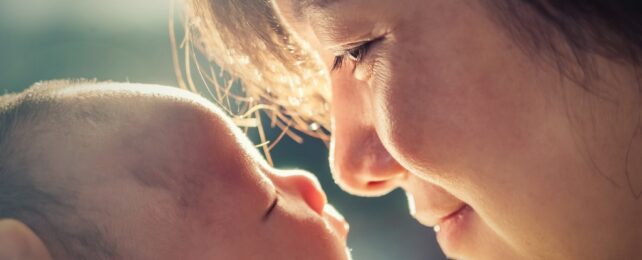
[323,204,350,242]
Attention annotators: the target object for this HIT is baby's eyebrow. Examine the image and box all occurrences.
[129,165,201,210]
[130,167,172,191]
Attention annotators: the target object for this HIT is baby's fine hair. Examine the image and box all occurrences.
[0,80,117,260]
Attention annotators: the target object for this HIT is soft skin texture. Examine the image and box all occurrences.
[5,83,350,260]
[272,0,642,259]
[0,219,53,260]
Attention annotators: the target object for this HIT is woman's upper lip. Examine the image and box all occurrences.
[413,203,469,227]
[437,204,468,225]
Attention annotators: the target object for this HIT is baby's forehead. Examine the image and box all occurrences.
[15,81,266,204]
[35,81,237,131]
[14,80,263,170]
[54,82,259,152]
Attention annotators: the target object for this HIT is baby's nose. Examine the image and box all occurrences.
[274,170,327,215]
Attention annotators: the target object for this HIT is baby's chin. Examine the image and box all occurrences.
[326,245,352,260]
[332,236,353,260]
[344,247,354,260]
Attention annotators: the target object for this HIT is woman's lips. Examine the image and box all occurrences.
[434,204,475,255]
[323,204,350,242]
[434,204,468,232]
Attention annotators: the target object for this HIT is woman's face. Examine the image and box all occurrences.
[273,0,642,259]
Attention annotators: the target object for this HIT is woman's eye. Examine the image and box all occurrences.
[347,44,368,61]
[331,37,382,72]
[331,43,370,71]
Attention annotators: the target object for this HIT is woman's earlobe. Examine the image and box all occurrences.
[0,219,53,260]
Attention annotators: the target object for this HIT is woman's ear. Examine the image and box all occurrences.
[0,219,53,260]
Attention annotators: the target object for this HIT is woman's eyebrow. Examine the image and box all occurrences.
[307,0,340,7]
[295,0,341,15]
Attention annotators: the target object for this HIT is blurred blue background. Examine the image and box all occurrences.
[0,0,445,259]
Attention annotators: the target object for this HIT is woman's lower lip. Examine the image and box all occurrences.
[434,205,474,254]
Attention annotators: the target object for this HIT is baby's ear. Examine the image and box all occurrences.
[0,219,53,260]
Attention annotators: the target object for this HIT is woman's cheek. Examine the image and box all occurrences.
[370,55,442,175]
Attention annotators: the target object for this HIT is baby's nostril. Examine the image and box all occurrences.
[281,171,328,216]
[303,186,327,215]
[301,177,327,215]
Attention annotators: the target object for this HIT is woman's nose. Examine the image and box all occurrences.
[273,170,327,215]
[331,128,407,197]
[329,72,407,197]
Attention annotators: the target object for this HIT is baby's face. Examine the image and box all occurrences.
[32,83,350,259]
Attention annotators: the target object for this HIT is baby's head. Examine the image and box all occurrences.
[0,81,350,260]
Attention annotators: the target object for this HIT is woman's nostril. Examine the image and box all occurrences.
[330,127,408,196]
[331,154,406,197]
[367,181,388,188]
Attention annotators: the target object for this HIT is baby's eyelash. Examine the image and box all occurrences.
[262,194,279,221]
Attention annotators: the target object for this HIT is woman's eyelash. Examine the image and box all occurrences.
[331,39,377,72]
[331,56,345,71]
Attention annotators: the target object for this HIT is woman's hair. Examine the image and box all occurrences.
[486,0,642,90]
[182,0,331,142]
[183,0,642,134]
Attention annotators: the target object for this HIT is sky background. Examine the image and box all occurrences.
[0,0,445,259]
